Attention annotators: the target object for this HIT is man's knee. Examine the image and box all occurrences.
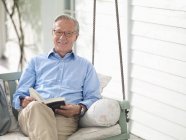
[28,101,42,108]
[27,101,47,110]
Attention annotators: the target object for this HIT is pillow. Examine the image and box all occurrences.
[0,80,19,133]
[0,79,11,135]
[79,99,120,127]
[0,132,29,140]
[97,73,111,93]
[68,124,121,140]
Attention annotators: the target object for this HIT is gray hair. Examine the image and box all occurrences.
[54,15,79,34]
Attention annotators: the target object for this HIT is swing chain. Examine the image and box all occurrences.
[115,0,130,122]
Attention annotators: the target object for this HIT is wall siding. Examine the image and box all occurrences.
[129,0,186,139]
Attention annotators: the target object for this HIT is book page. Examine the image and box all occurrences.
[29,88,43,102]
[29,88,65,110]
[44,97,65,104]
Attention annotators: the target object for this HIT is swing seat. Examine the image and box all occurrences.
[0,72,130,140]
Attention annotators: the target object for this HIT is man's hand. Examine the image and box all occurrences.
[20,96,35,108]
[55,104,81,118]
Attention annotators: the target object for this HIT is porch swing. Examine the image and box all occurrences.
[0,0,129,139]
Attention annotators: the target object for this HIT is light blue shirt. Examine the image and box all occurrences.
[13,50,101,110]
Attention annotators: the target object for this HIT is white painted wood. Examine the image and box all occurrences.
[132,6,186,28]
[131,36,186,62]
[130,121,176,140]
[131,79,186,111]
[130,107,186,140]
[132,0,186,11]
[132,21,186,45]
[131,65,186,94]
[131,93,186,127]
[131,50,186,78]
[0,3,5,57]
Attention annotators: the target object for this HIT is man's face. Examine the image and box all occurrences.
[53,19,78,57]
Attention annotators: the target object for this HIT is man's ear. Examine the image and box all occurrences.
[75,34,79,41]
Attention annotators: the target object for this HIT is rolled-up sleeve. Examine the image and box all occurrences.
[13,59,36,109]
[79,64,102,109]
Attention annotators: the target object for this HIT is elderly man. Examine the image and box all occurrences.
[13,15,101,140]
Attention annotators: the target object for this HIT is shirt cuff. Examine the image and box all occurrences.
[79,98,101,109]
[13,95,25,110]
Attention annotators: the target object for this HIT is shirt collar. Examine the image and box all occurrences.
[47,48,76,60]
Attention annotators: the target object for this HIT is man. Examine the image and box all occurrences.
[13,15,101,140]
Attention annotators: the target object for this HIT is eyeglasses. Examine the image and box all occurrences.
[53,30,77,38]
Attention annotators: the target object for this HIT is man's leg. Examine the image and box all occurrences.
[18,101,58,140]
[56,115,78,140]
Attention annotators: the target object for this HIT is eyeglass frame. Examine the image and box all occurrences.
[53,29,77,38]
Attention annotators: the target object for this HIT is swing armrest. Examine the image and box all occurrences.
[120,100,130,110]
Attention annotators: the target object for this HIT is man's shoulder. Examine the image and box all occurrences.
[27,53,48,66]
[74,54,92,65]
[31,53,48,61]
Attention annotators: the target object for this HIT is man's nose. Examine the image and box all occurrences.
[59,33,66,39]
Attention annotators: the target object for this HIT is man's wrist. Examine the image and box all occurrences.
[19,96,25,107]
[78,104,87,117]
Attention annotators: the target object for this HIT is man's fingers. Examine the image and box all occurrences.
[54,104,80,117]
[25,96,35,101]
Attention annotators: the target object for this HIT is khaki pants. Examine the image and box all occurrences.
[18,101,78,140]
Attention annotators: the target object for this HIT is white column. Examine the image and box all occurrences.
[41,0,66,53]
[0,2,5,58]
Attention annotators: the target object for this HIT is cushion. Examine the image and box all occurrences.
[79,99,120,127]
[68,124,121,140]
[0,132,29,140]
[97,73,111,93]
[0,79,11,135]
[0,80,19,133]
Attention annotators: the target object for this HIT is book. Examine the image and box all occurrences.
[29,88,65,111]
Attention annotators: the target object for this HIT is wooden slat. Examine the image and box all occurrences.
[131,79,186,111]
[131,65,186,94]
[131,50,186,78]
[132,6,186,28]
[130,0,186,139]
[131,93,186,127]
[130,107,186,139]
[130,121,176,140]
[132,21,186,45]
[131,0,186,11]
[131,36,186,62]
[0,72,22,81]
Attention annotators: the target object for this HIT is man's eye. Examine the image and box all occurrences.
[57,31,62,34]
[66,32,72,36]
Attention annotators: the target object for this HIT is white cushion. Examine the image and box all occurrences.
[97,73,111,93]
[68,124,121,140]
[0,132,29,140]
[79,99,120,127]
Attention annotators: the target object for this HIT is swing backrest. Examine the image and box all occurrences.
[0,72,22,120]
